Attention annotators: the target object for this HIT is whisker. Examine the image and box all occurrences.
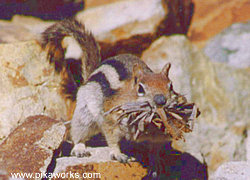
[129,111,148,125]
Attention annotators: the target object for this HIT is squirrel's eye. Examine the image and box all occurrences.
[137,83,145,96]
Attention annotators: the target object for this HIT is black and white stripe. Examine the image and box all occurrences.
[101,59,129,81]
[88,72,117,97]
[88,58,129,97]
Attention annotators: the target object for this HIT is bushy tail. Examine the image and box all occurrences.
[40,18,101,100]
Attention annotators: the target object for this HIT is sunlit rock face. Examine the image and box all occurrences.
[188,0,250,48]
[0,41,69,142]
[204,21,250,68]
[0,115,66,177]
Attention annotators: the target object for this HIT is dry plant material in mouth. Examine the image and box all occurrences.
[104,100,200,141]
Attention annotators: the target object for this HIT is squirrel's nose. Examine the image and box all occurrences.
[153,94,166,106]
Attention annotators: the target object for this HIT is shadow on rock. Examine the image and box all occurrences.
[120,140,208,180]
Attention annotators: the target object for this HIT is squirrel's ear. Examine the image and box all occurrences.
[133,63,144,82]
[161,63,171,77]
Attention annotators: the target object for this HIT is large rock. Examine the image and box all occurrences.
[76,0,165,41]
[211,161,250,180]
[0,16,53,43]
[0,41,70,143]
[54,147,147,179]
[212,130,250,179]
[204,21,250,68]
[0,0,165,44]
[0,0,166,45]
[0,115,66,178]
[0,22,34,43]
[142,35,250,174]
[188,0,250,48]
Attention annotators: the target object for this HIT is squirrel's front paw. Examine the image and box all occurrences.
[110,150,135,163]
[71,143,91,157]
[110,152,128,163]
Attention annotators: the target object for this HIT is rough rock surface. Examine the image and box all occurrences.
[0,0,165,44]
[77,0,165,41]
[204,21,250,68]
[212,130,250,179]
[188,0,250,48]
[142,35,250,174]
[0,22,35,43]
[0,115,66,177]
[0,16,53,43]
[0,41,69,142]
[54,147,147,180]
[212,162,250,180]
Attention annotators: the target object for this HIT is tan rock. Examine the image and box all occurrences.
[10,15,54,35]
[0,115,66,177]
[0,16,53,43]
[53,147,147,180]
[76,0,165,41]
[188,0,250,48]
[211,161,250,180]
[0,22,34,43]
[0,0,165,44]
[142,35,250,174]
[204,22,250,68]
[0,41,70,142]
[57,162,146,180]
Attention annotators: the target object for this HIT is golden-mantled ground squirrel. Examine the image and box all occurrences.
[41,19,186,162]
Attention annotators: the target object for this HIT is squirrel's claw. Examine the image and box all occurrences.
[71,143,91,157]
